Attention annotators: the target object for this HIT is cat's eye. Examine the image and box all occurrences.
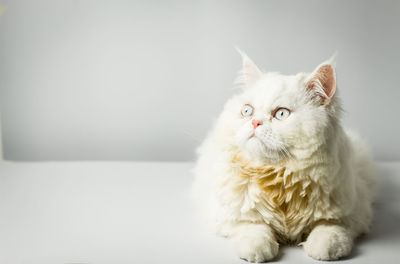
[241,104,254,117]
[274,108,290,120]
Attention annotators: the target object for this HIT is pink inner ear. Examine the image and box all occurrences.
[318,65,336,98]
[307,64,336,103]
[243,60,262,87]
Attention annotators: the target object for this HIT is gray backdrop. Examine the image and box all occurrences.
[0,0,399,161]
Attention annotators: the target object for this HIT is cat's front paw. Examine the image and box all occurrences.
[303,224,353,261]
[234,235,279,263]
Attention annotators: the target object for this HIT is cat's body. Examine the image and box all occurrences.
[192,51,376,262]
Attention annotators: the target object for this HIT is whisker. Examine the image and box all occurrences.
[282,145,290,157]
[182,129,202,143]
[282,145,292,159]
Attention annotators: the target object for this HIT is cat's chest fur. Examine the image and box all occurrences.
[220,154,323,243]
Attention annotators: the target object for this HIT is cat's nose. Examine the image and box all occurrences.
[252,119,262,129]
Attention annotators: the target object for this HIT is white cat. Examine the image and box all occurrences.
[192,50,376,262]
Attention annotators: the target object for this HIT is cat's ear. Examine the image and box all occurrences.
[235,47,262,88]
[306,53,337,105]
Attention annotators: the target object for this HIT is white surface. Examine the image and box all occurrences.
[0,0,399,161]
[0,161,399,264]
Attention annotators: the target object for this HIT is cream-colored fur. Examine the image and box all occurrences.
[192,51,376,262]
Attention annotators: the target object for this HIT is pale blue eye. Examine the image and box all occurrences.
[241,104,254,117]
[274,108,290,120]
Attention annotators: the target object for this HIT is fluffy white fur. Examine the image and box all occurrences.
[192,50,376,262]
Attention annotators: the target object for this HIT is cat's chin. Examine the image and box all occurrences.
[243,137,284,164]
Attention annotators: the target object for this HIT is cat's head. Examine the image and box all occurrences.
[217,50,341,163]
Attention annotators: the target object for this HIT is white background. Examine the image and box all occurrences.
[0,0,399,161]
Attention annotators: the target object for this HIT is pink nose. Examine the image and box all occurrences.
[252,119,262,129]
